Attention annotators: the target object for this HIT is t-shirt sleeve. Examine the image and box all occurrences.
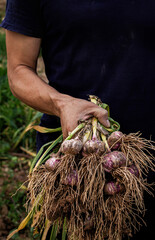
[0,0,43,38]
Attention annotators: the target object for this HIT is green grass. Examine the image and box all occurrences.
[0,32,6,58]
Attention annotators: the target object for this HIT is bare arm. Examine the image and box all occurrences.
[6,30,110,138]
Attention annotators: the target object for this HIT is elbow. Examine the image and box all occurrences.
[7,67,18,98]
[8,68,17,97]
[8,81,18,99]
[7,64,35,99]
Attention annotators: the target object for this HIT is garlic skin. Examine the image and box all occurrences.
[45,156,60,171]
[62,170,78,186]
[108,131,123,150]
[128,164,139,178]
[103,151,126,172]
[61,139,83,155]
[83,140,105,155]
[104,181,124,195]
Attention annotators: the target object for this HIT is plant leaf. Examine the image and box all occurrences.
[31,111,42,122]
[66,123,85,140]
[50,220,59,240]
[7,192,43,239]
[7,229,18,240]
[12,121,35,150]
[13,126,25,140]
[29,140,54,174]
[18,209,34,230]
[62,217,67,240]
[33,134,63,171]
[11,112,42,150]
[7,209,34,240]
[41,219,51,240]
[26,125,62,133]
[31,210,42,228]
[108,117,120,131]
[20,146,36,157]
[99,103,110,116]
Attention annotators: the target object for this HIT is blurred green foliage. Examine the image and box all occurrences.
[0,0,6,18]
[0,31,42,239]
[0,32,42,156]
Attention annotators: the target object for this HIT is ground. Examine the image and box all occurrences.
[0,160,29,239]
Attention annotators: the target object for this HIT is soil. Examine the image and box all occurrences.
[0,160,30,239]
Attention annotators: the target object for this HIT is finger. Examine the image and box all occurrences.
[78,113,93,122]
[62,129,68,140]
[93,108,110,128]
[67,121,78,135]
[60,119,68,140]
[63,122,78,140]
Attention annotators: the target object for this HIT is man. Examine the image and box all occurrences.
[1,0,155,239]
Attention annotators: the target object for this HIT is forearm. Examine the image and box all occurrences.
[8,64,110,138]
[5,31,109,138]
[8,64,67,117]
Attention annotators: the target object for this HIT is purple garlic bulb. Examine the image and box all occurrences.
[61,139,83,155]
[104,181,124,195]
[83,140,105,155]
[62,170,78,186]
[45,155,60,171]
[128,164,139,178]
[103,151,126,172]
[108,131,124,150]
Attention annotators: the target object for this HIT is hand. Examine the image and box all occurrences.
[5,30,109,138]
[58,95,110,139]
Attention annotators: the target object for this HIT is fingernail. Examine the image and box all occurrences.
[106,120,110,127]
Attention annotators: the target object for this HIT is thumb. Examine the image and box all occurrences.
[93,108,110,128]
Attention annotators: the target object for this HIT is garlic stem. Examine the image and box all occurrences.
[101,133,111,152]
[90,96,98,140]
[92,117,98,140]
[83,130,91,144]
[66,123,85,140]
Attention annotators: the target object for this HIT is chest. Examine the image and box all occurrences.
[40,1,145,32]
[40,0,155,32]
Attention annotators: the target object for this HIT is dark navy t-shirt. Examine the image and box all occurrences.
[1,0,155,140]
[1,2,155,237]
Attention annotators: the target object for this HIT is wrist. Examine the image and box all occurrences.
[49,91,73,117]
